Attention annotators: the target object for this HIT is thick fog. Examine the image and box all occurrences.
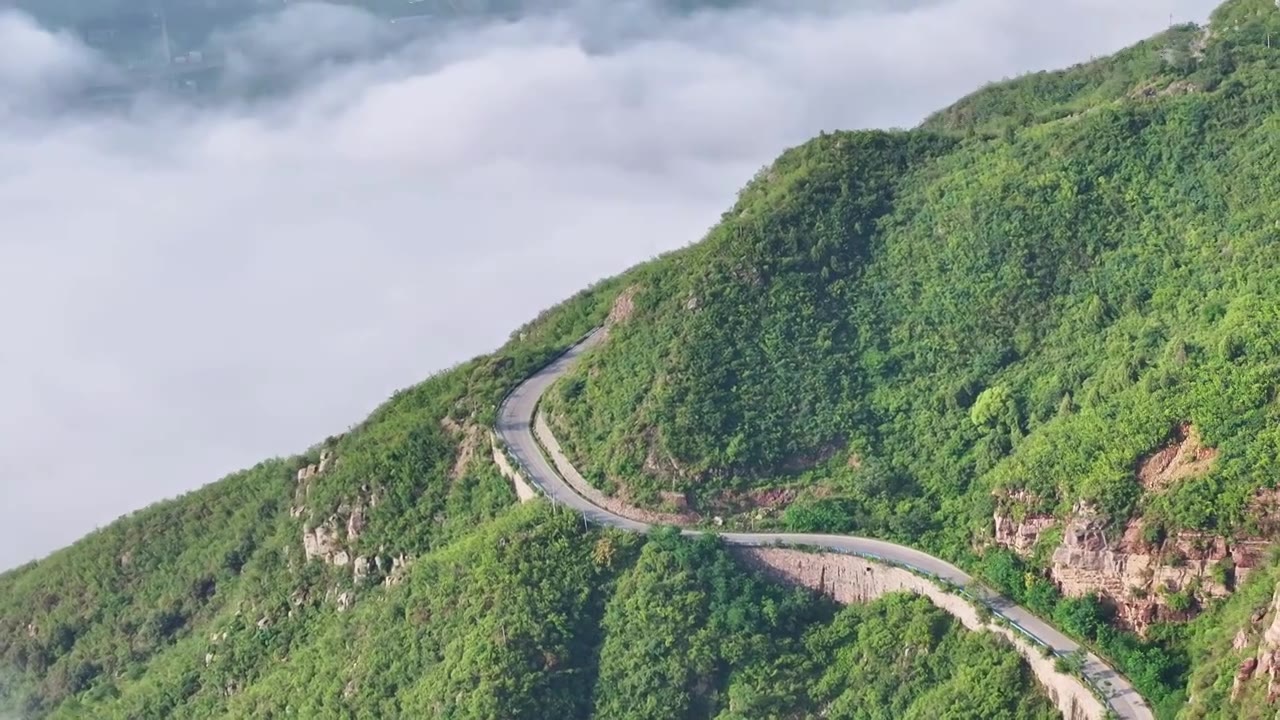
[0,0,1217,570]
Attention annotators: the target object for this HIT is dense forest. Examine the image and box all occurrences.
[538,0,1280,715]
[7,0,1280,717]
[548,0,1280,542]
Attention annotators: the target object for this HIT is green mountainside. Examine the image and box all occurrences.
[548,0,1280,539]
[7,1,1280,717]
[539,0,1280,715]
[0,290,1054,718]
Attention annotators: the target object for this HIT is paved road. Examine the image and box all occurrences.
[496,329,1152,720]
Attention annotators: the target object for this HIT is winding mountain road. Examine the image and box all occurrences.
[496,328,1153,720]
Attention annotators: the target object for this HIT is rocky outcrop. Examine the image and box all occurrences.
[1049,505,1267,634]
[994,513,1057,557]
[295,448,380,586]
[992,489,1057,557]
[292,447,338,517]
[302,522,342,563]
[1257,595,1280,703]
[302,500,375,583]
[736,548,1107,720]
[353,556,372,584]
[296,448,338,484]
[383,553,413,588]
[992,428,1269,634]
[1231,581,1280,703]
[346,507,365,543]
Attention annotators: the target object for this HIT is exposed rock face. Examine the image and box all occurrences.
[383,554,413,588]
[1135,424,1216,491]
[302,505,369,567]
[735,548,1106,720]
[1234,628,1252,651]
[296,448,338,484]
[346,508,365,543]
[994,513,1057,557]
[1048,505,1266,633]
[1257,586,1280,703]
[353,556,371,584]
[443,417,487,481]
[992,428,1270,634]
[303,522,342,562]
[1232,582,1280,703]
[296,446,377,573]
[292,445,339,517]
[606,285,640,326]
[1232,658,1259,701]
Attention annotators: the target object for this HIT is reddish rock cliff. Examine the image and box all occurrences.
[1048,506,1266,633]
[1230,582,1280,703]
[992,426,1271,634]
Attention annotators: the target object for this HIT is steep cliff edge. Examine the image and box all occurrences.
[992,425,1274,636]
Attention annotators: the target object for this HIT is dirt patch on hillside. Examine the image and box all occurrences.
[606,285,641,326]
[441,417,486,481]
[1137,424,1216,491]
[641,427,688,480]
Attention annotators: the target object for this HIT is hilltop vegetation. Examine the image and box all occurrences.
[548,0,1280,545]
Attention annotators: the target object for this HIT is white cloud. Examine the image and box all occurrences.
[0,12,101,114]
[0,0,1218,570]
